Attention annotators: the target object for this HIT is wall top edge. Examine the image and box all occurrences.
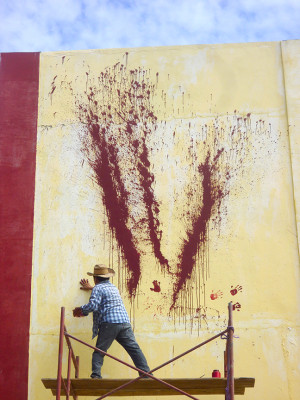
[2,39,299,57]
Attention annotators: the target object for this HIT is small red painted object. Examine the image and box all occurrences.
[212,369,221,378]
[150,280,161,292]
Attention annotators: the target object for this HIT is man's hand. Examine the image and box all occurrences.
[80,278,93,291]
[73,307,84,317]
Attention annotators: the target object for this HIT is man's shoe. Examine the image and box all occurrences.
[139,373,153,379]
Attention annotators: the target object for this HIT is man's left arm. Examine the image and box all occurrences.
[73,307,84,317]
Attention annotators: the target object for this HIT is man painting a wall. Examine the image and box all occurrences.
[73,264,151,379]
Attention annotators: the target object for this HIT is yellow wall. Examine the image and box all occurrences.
[29,41,300,400]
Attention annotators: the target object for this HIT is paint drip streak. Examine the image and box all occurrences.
[86,121,141,295]
[172,155,214,307]
[138,140,170,271]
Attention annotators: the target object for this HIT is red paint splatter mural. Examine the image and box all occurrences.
[47,52,278,332]
[76,63,168,296]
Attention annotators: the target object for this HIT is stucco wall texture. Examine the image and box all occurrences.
[1,40,299,400]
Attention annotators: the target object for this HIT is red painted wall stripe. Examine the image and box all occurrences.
[0,52,40,400]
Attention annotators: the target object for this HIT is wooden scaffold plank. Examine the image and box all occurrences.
[42,377,255,397]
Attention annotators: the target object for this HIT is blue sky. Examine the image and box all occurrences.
[0,0,299,52]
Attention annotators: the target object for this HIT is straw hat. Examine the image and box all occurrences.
[87,264,115,278]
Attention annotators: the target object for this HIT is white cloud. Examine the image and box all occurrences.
[0,0,299,52]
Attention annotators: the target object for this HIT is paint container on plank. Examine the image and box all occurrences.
[212,369,221,378]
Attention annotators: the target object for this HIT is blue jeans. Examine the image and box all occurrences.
[91,323,150,378]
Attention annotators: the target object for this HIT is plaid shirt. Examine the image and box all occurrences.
[81,281,130,338]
